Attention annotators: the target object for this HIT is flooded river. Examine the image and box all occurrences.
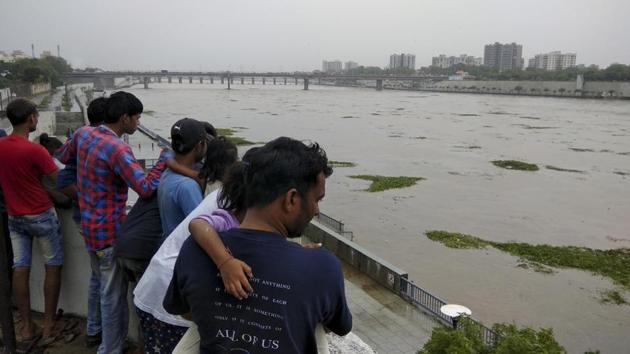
[127,83,630,353]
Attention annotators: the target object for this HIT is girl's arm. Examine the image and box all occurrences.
[189,218,253,300]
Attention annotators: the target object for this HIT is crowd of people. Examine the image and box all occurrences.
[0,92,352,354]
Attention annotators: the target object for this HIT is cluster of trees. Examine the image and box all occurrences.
[0,56,72,88]
[419,63,630,82]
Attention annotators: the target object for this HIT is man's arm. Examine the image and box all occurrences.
[55,132,78,165]
[321,257,353,336]
[189,217,253,299]
[112,147,172,198]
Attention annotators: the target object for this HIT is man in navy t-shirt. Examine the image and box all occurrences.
[164,137,352,354]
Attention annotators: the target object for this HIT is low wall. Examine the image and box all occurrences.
[418,80,630,98]
[11,82,51,97]
[54,112,84,136]
[303,220,408,293]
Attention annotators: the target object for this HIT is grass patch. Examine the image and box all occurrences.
[426,231,492,249]
[329,161,356,168]
[492,160,539,171]
[38,96,51,109]
[349,175,424,192]
[545,165,584,173]
[426,230,630,291]
[216,128,255,146]
[600,290,628,305]
[62,92,72,112]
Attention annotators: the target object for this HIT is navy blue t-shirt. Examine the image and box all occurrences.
[164,228,352,354]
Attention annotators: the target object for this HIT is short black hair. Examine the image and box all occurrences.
[6,98,38,126]
[199,136,238,185]
[39,133,63,156]
[244,137,332,208]
[87,97,107,126]
[104,91,143,124]
[218,161,246,214]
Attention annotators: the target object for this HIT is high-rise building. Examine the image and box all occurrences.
[389,53,416,70]
[322,60,343,73]
[483,42,524,71]
[344,61,359,71]
[528,51,577,71]
[432,54,482,68]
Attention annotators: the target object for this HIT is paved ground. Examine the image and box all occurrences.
[342,265,439,354]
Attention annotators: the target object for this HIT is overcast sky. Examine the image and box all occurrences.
[1,0,628,71]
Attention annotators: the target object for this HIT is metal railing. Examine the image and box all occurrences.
[316,211,497,346]
[314,212,354,240]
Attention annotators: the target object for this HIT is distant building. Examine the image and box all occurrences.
[11,50,29,60]
[41,50,53,58]
[528,51,576,71]
[344,61,359,71]
[322,60,343,73]
[389,53,416,70]
[483,42,524,71]
[432,54,482,68]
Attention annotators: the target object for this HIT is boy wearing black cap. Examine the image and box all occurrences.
[157,118,209,239]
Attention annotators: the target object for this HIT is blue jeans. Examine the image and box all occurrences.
[87,252,102,336]
[89,247,128,354]
[8,208,63,268]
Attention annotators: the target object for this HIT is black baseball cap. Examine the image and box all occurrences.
[171,118,206,154]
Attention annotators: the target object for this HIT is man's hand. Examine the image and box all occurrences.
[220,259,254,300]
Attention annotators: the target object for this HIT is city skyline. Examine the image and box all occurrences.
[1,0,628,71]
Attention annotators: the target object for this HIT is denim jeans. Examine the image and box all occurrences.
[87,251,102,337]
[8,208,63,267]
[89,247,128,354]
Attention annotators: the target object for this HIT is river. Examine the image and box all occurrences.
[126,82,630,353]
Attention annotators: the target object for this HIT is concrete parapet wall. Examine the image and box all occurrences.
[420,80,630,98]
[303,220,408,293]
[54,112,84,136]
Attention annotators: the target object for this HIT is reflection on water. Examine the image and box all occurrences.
[129,83,630,353]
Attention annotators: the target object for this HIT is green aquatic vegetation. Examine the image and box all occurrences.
[419,317,565,354]
[613,171,629,176]
[426,230,493,249]
[38,96,51,109]
[545,165,584,173]
[569,147,595,152]
[426,230,630,291]
[329,161,356,168]
[216,128,254,146]
[492,160,539,171]
[599,290,628,305]
[143,110,155,116]
[349,175,424,192]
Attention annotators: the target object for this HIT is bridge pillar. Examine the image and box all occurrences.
[157,76,162,83]
[168,76,172,83]
[318,78,321,85]
[263,78,266,85]
[178,77,182,83]
[376,79,383,91]
[241,78,244,84]
[210,77,214,84]
[143,77,149,89]
[200,77,203,84]
[189,77,193,83]
[251,78,255,84]
[221,77,224,84]
[295,77,298,85]
[303,78,309,90]
[273,78,276,85]
[284,77,287,85]
[230,77,234,84]
[227,76,231,90]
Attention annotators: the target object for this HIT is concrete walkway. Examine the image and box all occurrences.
[342,265,439,353]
